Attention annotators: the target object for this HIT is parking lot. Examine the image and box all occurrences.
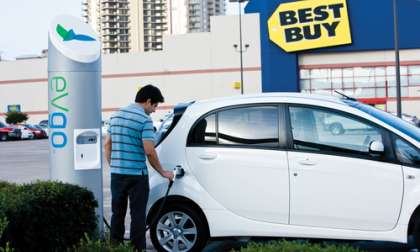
[0,139,417,252]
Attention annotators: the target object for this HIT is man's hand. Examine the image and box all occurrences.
[161,170,174,181]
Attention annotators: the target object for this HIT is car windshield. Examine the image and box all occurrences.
[155,113,174,143]
[344,100,420,142]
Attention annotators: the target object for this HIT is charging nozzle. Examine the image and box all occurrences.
[173,165,185,182]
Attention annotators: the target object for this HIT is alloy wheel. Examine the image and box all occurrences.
[156,211,198,252]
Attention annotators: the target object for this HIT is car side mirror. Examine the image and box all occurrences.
[369,140,384,154]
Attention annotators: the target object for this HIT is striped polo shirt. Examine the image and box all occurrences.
[108,104,155,176]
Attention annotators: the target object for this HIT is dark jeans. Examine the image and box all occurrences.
[110,173,149,251]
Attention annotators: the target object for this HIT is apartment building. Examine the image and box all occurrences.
[83,0,226,53]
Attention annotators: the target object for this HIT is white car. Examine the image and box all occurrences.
[146,93,420,252]
[15,125,34,140]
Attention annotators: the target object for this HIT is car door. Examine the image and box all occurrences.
[287,105,404,231]
[185,105,290,224]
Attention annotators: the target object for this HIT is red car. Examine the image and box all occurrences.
[23,124,48,139]
[0,122,21,141]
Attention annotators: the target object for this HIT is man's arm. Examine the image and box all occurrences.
[104,135,112,164]
[143,140,174,180]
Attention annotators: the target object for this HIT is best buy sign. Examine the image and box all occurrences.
[268,0,352,52]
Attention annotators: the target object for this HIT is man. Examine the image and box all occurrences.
[104,85,174,251]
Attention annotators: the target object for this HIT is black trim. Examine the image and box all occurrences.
[278,104,289,149]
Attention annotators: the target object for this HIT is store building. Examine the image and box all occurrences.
[246,0,420,116]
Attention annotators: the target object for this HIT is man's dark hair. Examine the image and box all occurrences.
[135,85,164,104]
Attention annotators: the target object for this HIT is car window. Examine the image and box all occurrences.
[289,106,383,156]
[155,113,175,144]
[394,138,420,167]
[189,114,217,145]
[218,106,279,147]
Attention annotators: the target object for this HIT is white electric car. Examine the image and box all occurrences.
[146,93,420,252]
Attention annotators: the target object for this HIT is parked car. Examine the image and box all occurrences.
[0,122,21,141]
[23,124,48,139]
[39,119,48,128]
[38,124,49,137]
[147,93,420,252]
[14,124,34,140]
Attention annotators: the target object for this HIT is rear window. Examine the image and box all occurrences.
[155,102,193,146]
[155,113,174,144]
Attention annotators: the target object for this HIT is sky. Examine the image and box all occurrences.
[0,0,244,60]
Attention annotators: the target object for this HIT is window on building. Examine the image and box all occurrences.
[300,63,420,100]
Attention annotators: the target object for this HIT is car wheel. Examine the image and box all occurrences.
[0,134,7,141]
[150,203,208,252]
[329,123,344,135]
[413,218,420,251]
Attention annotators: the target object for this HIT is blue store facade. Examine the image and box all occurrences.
[245,0,420,113]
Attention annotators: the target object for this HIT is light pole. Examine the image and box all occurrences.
[393,0,402,118]
[230,0,249,95]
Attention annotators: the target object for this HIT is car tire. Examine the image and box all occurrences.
[413,217,420,251]
[0,133,7,141]
[150,203,208,252]
[329,123,344,135]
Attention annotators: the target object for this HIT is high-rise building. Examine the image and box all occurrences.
[82,0,226,54]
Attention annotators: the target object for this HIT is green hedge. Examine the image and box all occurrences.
[0,181,98,252]
[234,240,363,252]
[69,234,135,252]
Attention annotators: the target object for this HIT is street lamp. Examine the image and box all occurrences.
[393,0,402,118]
[233,43,249,94]
[230,0,249,95]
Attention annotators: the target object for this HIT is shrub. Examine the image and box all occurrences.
[69,234,135,252]
[0,181,98,252]
[0,181,15,191]
[0,216,7,241]
[233,240,363,252]
[5,112,28,125]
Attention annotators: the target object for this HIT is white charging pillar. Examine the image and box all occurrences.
[48,15,103,235]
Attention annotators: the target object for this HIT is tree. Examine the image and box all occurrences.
[5,111,28,124]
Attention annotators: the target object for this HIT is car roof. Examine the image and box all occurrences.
[192,92,346,109]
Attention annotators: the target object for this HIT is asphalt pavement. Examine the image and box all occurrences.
[0,139,416,252]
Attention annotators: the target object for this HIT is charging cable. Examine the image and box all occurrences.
[103,166,185,234]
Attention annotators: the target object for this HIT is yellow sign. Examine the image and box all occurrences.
[268,0,352,52]
[233,82,241,90]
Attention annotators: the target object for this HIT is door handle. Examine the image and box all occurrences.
[199,154,218,160]
[298,158,316,166]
